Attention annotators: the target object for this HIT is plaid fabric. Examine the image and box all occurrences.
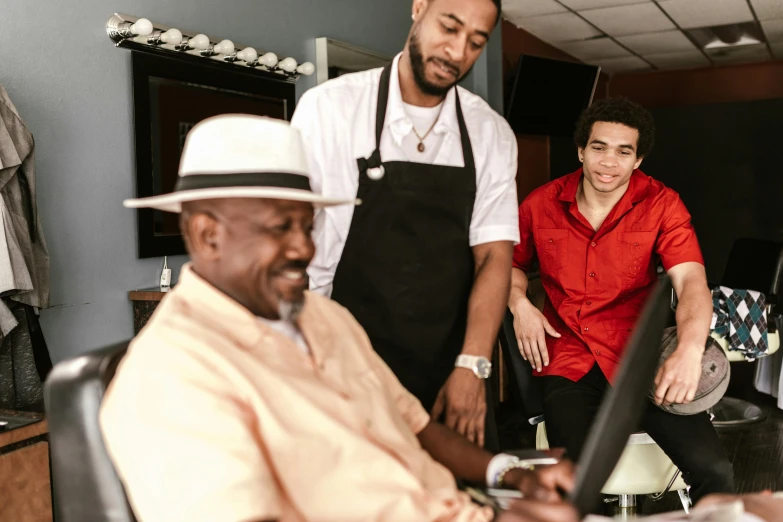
[712,286,768,360]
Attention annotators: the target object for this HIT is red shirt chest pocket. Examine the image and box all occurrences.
[618,231,658,289]
[534,229,569,273]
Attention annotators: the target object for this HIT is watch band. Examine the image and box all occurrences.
[455,354,480,368]
[455,354,492,378]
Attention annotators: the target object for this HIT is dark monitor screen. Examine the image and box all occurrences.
[568,275,673,516]
[505,55,600,137]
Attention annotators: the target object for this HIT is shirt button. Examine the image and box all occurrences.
[365,419,373,429]
[596,351,601,356]
[548,238,554,243]
[634,242,639,246]
[584,327,589,332]
[591,242,596,247]
[586,301,592,305]
[589,272,596,277]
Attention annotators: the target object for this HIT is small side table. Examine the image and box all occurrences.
[128,288,169,335]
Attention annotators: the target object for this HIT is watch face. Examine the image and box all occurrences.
[476,358,492,379]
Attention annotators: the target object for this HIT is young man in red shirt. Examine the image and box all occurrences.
[508,97,734,503]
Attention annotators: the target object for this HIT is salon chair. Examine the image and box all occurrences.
[701,238,782,426]
[44,341,137,522]
[498,310,691,514]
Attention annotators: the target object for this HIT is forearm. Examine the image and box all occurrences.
[675,279,712,351]
[417,420,493,484]
[462,242,514,358]
[509,267,530,308]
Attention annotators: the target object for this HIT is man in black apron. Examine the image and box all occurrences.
[291,0,518,449]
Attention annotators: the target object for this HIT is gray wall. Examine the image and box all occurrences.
[0,0,504,362]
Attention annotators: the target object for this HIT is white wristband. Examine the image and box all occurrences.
[486,453,520,487]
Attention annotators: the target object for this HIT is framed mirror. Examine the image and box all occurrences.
[315,38,392,84]
[131,52,296,258]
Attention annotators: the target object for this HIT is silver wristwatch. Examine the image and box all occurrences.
[455,354,492,379]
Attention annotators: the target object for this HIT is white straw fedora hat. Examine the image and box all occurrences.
[123,114,358,213]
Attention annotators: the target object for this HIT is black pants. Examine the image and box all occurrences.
[541,364,735,504]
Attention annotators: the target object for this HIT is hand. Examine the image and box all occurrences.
[431,368,487,446]
[698,492,783,522]
[653,342,703,406]
[496,499,579,522]
[510,297,560,372]
[503,460,577,502]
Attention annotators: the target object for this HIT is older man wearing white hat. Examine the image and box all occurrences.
[99,114,574,522]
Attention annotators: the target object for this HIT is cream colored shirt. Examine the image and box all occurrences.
[100,264,492,522]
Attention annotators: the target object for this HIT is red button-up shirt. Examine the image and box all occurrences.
[513,169,704,383]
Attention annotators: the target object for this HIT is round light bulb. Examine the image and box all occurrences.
[237,47,258,62]
[189,34,211,50]
[260,52,278,68]
[160,28,183,45]
[130,18,153,36]
[214,39,235,55]
[279,57,298,73]
[296,62,315,76]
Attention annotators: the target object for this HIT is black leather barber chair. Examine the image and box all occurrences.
[44,341,137,522]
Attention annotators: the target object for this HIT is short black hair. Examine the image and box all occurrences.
[574,97,655,158]
[492,0,502,25]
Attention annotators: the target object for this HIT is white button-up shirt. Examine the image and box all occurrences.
[291,54,519,297]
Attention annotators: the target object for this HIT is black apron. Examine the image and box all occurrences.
[330,64,476,411]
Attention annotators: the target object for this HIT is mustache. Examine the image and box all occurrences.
[273,260,309,274]
[429,57,460,77]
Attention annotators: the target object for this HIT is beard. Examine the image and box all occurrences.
[278,298,305,323]
[408,27,467,97]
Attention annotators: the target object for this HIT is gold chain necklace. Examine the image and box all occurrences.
[411,103,445,153]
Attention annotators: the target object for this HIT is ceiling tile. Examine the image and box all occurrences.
[750,0,783,21]
[771,42,783,59]
[593,56,652,73]
[501,0,567,19]
[559,0,649,9]
[645,50,711,69]
[558,38,632,60]
[761,19,783,43]
[657,0,754,29]
[617,30,697,54]
[706,43,772,64]
[514,12,604,42]
[580,3,675,37]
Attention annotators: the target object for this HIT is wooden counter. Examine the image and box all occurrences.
[129,287,170,334]
[0,410,51,522]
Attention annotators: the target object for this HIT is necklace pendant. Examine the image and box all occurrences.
[417,142,425,153]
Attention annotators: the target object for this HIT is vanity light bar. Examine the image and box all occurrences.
[106,13,314,83]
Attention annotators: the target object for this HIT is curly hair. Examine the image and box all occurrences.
[574,97,655,158]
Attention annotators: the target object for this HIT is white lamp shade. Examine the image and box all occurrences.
[130,18,153,36]
[237,47,258,62]
[296,62,315,75]
[160,28,183,45]
[189,34,211,50]
[260,52,278,68]
[214,39,235,55]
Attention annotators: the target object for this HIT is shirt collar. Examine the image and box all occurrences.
[175,264,333,366]
[175,264,264,348]
[387,53,460,138]
[557,168,651,205]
